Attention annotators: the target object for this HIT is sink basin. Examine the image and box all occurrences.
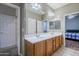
[30,34,48,39]
[32,36,38,39]
[36,35,44,38]
[28,35,44,39]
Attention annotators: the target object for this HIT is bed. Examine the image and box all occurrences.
[65,30,79,41]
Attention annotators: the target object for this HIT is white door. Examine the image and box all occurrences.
[0,14,16,48]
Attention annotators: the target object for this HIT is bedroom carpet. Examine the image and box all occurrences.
[65,39,79,51]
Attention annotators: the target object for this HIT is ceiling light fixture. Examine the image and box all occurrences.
[31,3,41,10]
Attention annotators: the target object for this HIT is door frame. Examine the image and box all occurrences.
[63,11,79,46]
[2,3,20,55]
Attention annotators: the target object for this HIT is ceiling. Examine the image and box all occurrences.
[47,3,69,9]
[26,3,46,15]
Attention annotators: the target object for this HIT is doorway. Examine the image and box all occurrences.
[64,12,79,51]
[0,4,20,56]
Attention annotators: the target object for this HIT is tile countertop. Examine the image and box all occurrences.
[24,32,62,44]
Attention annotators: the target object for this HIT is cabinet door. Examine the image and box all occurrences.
[46,39,53,56]
[25,40,34,56]
[35,41,45,56]
[61,35,63,45]
[52,38,56,52]
[55,36,60,50]
[60,36,61,46]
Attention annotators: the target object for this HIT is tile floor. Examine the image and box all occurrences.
[0,46,18,56]
[52,47,79,56]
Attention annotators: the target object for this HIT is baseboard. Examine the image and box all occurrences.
[19,53,23,56]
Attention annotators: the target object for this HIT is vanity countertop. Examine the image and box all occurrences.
[24,32,62,43]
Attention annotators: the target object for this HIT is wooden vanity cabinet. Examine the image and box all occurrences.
[45,35,63,56]
[45,39,53,56]
[25,35,63,56]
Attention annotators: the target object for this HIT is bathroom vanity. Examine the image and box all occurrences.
[24,32,63,56]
